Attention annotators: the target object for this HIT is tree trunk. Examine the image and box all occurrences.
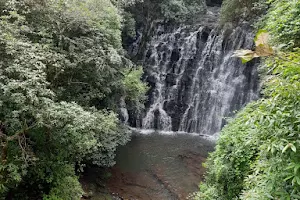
[1,142,7,164]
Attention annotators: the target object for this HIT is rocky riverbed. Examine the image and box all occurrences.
[81,132,215,200]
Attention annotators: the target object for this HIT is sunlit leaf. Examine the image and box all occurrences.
[291,144,297,152]
[255,44,274,57]
[232,49,256,57]
[284,175,294,181]
[241,56,253,64]
[282,143,292,153]
[232,49,258,63]
[254,30,269,46]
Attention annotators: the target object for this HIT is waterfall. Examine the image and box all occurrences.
[132,11,258,135]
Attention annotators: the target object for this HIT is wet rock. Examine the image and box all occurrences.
[206,0,222,7]
[166,73,177,86]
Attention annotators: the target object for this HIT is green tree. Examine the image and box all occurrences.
[194,0,300,199]
[0,0,147,199]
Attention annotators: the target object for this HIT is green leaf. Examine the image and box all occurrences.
[241,57,253,64]
[294,165,300,175]
[286,165,296,170]
[291,144,297,152]
[296,176,300,185]
[282,143,291,153]
[284,175,294,181]
[266,193,274,199]
[291,194,300,199]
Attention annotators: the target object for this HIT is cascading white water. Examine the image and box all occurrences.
[141,26,201,131]
[134,10,258,135]
[177,27,258,134]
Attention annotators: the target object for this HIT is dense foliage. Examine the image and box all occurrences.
[220,0,266,25]
[0,0,147,199]
[194,0,300,199]
[122,0,207,56]
[128,0,207,23]
[263,0,300,48]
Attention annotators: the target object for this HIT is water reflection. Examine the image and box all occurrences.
[108,132,215,200]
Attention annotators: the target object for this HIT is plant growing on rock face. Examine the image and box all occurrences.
[122,67,148,114]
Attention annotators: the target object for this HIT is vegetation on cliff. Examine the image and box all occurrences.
[121,0,208,57]
[220,0,266,25]
[194,0,300,199]
[0,0,147,199]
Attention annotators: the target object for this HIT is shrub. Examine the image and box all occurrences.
[195,1,300,199]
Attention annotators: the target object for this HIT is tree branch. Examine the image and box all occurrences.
[7,123,37,142]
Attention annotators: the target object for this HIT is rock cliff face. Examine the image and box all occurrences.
[128,6,258,135]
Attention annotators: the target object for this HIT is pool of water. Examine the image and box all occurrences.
[106,132,215,200]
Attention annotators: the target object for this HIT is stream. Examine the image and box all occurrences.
[82,131,215,200]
